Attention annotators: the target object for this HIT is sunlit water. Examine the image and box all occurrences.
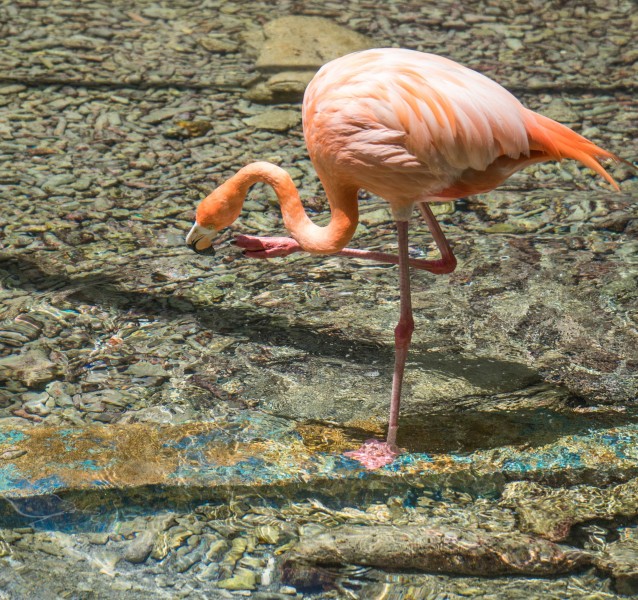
[0,0,636,597]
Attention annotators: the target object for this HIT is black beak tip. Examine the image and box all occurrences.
[188,239,216,256]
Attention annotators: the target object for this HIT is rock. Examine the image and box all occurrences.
[45,381,74,408]
[244,71,315,104]
[279,587,298,596]
[430,201,455,216]
[163,120,213,139]
[22,392,52,417]
[505,38,524,51]
[123,530,156,563]
[151,525,190,561]
[95,551,121,576]
[199,38,238,54]
[42,174,75,192]
[256,16,373,72]
[0,448,27,460]
[0,349,61,388]
[87,533,109,545]
[62,35,98,50]
[501,479,638,541]
[216,568,257,590]
[542,98,580,123]
[243,110,301,132]
[254,525,281,545]
[595,528,638,595]
[125,362,169,377]
[0,85,26,94]
[247,17,374,104]
[284,525,593,576]
[141,6,176,20]
[141,104,198,124]
[173,542,205,573]
[120,406,183,425]
[360,208,390,227]
[77,389,127,410]
[122,514,177,564]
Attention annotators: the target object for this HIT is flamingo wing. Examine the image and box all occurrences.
[304,48,618,200]
[303,49,530,194]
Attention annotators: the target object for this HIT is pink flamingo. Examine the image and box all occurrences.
[186,48,619,469]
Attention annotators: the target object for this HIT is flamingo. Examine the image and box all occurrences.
[186,48,619,469]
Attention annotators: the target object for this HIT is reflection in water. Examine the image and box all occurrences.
[315,404,637,457]
[2,494,78,528]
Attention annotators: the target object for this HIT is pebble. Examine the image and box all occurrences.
[141,6,176,19]
[42,174,75,191]
[151,526,191,561]
[196,562,219,581]
[505,37,523,51]
[243,110,301,132]
[173,543,205,573]
[22,392,52,417]
[200,38,238,54]
[0,85,26,94]
[141,105,198,124]
[123,530,156,564]
[279,587,297,595]
[45,381,74,408]
[216,568,257,591]
[87,533,110,545]
[204,538,228,562]
[0,448,27,460]
[360,208,390,227]
[254,525,281,545]
[0,349,60,388]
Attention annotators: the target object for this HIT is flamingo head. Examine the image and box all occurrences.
[186,181,244,255]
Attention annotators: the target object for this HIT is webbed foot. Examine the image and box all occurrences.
[234,235,301,258]
[344,439,401,469]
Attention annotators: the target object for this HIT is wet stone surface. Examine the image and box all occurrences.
[0,488,637,599]
[501,479,638,542]
[0,0,637,598]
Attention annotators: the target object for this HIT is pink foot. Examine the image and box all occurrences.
[343,439,401,469]
[234,235,301,258]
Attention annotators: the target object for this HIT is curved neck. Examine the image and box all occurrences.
[231,161,359,254]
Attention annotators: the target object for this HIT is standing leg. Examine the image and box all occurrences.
[343,219,414,469]
[387,219,414,446]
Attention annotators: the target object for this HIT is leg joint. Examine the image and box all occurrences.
[394,317,415,341]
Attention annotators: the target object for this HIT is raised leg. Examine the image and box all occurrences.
[234,202,457,274]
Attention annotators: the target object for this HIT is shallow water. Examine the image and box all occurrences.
[1,0,637,598]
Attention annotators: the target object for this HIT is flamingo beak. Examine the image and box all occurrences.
[186,223,216,256]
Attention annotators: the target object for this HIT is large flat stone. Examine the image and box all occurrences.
[0,415,636,502]
[254,16,373,72]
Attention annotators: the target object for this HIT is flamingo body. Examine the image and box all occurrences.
[303,48,617,216]
[187,48,619,469]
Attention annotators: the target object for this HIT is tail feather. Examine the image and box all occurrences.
[526,111,620,191]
